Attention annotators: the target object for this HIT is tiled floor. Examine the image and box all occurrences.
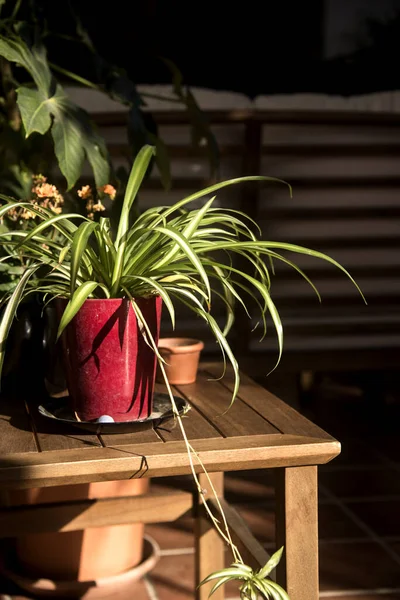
[141,370,400,600]
[1,369,400,599]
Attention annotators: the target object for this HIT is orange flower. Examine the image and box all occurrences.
[93,201,106,213]
[98,184,116,200]
[7,208,18,221]
[78,185,92,200]
[20,209,36,220]
[33,183,59,198]
[86,197,94,220]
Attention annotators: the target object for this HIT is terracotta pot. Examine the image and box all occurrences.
[8,479,150,585]
[1,536,159,599]
[157,337,204,385]
[56,297,162,422]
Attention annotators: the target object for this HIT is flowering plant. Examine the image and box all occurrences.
[0,177,117,296]
[77,184,116,220]
[5,177,64,224]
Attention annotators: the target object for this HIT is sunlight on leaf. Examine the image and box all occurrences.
[199,549,290,600]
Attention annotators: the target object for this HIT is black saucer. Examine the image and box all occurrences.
[38,393,190,433]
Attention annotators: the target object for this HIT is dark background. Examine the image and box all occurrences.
[38,0,400,97]
[7,0,400,97]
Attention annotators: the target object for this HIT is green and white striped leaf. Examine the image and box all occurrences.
[70,221,99,296]
[111,145,155,295]
[57,281,101,340]
[258,547,284,579]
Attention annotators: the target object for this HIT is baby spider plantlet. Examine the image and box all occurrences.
[199,547,290,600]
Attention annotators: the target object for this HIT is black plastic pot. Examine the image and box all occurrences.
[2,297,65,397]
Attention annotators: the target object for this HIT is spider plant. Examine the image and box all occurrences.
[0,144,363,393]
[200,547,289,599]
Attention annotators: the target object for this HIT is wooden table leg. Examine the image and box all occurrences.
[275,466,318,600]
[195,472,225,600]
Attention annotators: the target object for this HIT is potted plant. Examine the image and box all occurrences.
[0,145,364,598]
[156,337,205,385]
[0,144,362,415]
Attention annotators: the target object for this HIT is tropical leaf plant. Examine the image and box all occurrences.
[0,1,219,195]
[162,57,219,177]
[0,144,364,399]
[0,34,110,190]
[65,8,219,189]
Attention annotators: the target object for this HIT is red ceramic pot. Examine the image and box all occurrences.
[57,297,162,422]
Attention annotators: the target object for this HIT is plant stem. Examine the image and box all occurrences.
[159,359,243,564]
[129,295,243,564]
[49,63,99,90]
[140,92,183,104]
[11,0,22,20]
[0,58,21,131]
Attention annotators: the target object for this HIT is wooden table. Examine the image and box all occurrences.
[0,364,340,600]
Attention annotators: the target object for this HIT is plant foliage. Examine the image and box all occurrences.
[200,548,290,599]
[0,145,364,398]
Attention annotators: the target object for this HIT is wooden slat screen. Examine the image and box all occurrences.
[88,109,400,372]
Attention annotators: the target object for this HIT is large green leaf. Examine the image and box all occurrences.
[17,87,52,135]
[147,132,171,191]
[162,58,219,175]
[0,36,51,90]
[0,36,110,189]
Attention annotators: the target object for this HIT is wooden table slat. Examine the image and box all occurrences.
[174,371,281,437]
[99,423,162,447]
[0,489,193,536]
[99,379,236,447]
[203,364,333,440]
[0,434,339,489]
[0,396,37,455]
[154,384,223,443]
[0,364,340,489]
[36,429,102,451]
[26,398,102,451]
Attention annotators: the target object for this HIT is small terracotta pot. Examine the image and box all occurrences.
[157,338,204,385]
